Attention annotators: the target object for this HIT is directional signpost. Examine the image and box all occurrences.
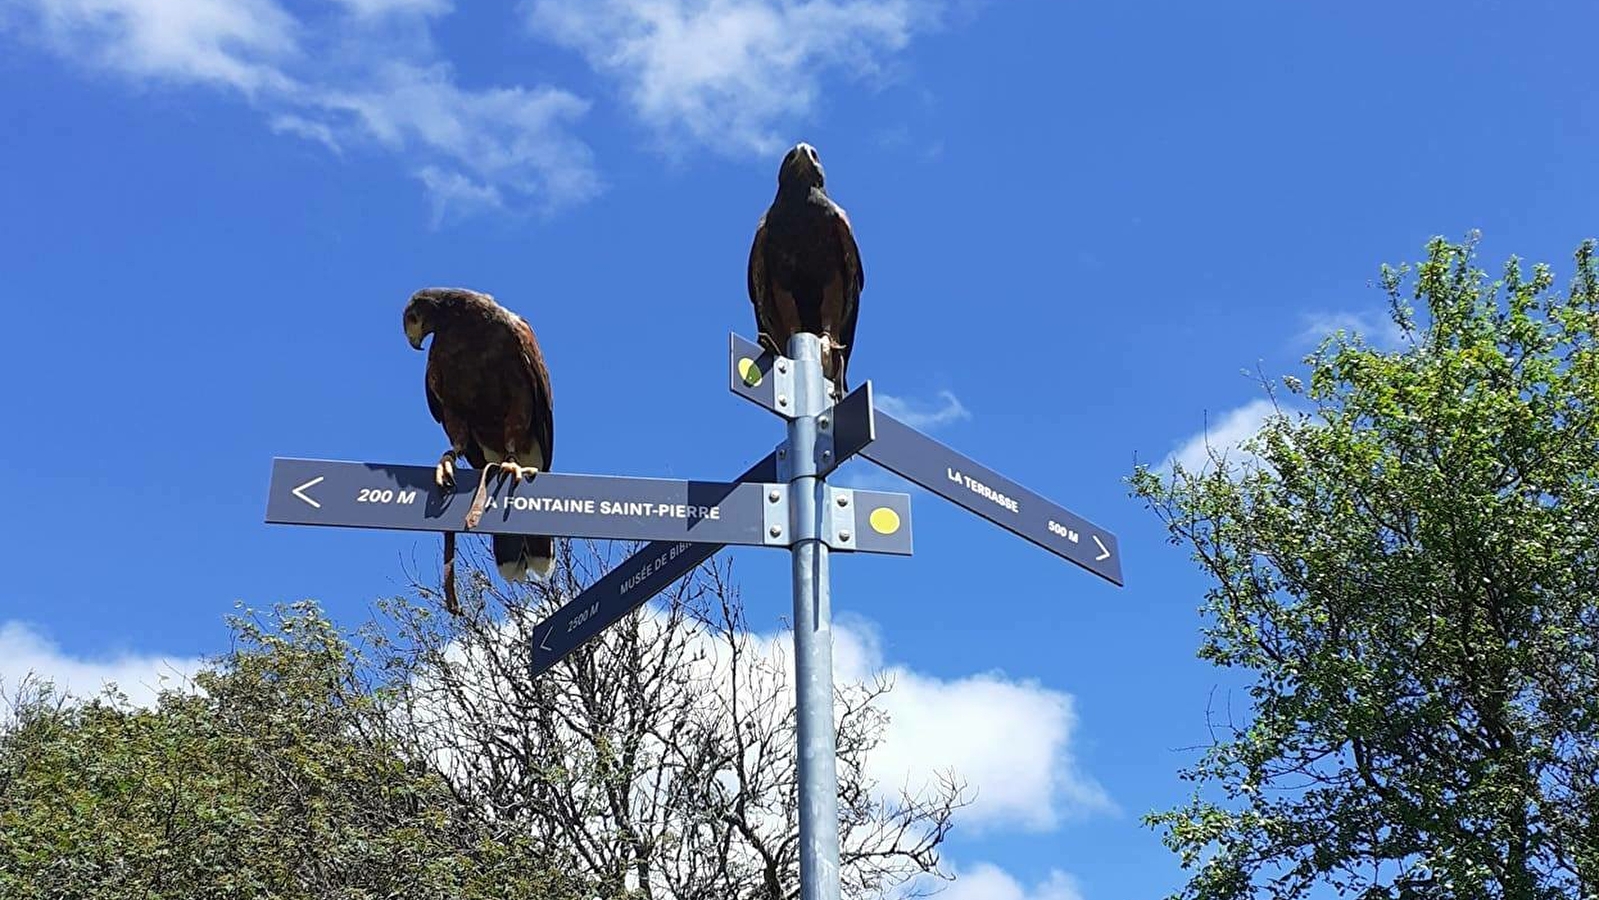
[726,333,1124,586]
[264,330,1122,900]
[269,459,787,546]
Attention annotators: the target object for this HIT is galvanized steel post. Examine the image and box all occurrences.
[785,332,840,900]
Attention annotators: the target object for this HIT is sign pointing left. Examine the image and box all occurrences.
[291,476,324,508]
[265,458,783,547]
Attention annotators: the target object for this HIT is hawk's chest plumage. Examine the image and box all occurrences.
[427,329,519,415]
[764,193,845,287]
[423,306,550,469]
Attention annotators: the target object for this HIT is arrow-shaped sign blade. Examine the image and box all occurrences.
[265,458,777,547]
[826,381,875,475]
[528,451,780,677]
[729,333,792,418]
[859,413,1123,586]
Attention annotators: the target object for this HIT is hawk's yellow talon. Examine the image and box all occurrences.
[498,461,540,481]
[435,452,457,490]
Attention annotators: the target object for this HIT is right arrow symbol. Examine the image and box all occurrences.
[1092,535,1110,561]
[291,476,324,509]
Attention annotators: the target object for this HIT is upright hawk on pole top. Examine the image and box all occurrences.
[748,142,864,397]
[403,287,556,611]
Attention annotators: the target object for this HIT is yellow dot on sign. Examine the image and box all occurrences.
[738,357,763,387]
[869,507,901,535]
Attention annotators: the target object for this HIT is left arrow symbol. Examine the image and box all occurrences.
[292,477,324,509]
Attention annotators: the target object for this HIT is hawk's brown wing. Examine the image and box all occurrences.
[829,200,864,377]
[747,211,784,357]
[512,314,554,470]
[425,362,447,426]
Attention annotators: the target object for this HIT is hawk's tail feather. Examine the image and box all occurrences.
[494,534,555,583]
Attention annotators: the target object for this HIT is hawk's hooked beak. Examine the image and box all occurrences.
[781,142,823,186]
[406,322,427,350]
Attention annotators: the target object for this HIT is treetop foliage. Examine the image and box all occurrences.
[1134,235,1599,899]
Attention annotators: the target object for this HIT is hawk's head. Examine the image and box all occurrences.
[404,287,484,349]
[778,142,825,190]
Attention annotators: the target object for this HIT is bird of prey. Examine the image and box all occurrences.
[404,288,555,610]
[748,142,864,397]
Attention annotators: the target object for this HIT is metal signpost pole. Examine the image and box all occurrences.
[785,332,841,900]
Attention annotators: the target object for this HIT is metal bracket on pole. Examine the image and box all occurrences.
[730,333,797,419]
[774,440,794,483]
[771,357,797,418]
[822,486,855,551]
[763,483,790,547]
[815,407,836,472]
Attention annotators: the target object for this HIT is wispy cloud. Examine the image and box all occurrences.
[270,113,344,153]
[415,165,502,226]
[831,460,918,494]
[331,0,451,18]
[0,621,201,709]
[913,862,1086,900]
[309,61,598,214]
[9,0,975,213]
[876,389,970,431]
[21,0,300,92]
[525,0,946,155]
[1160,398,1279,475]
[1296,308,1406,349]
[7,0,599,218]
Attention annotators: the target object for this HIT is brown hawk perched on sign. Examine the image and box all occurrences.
[748,142,864,397]
[404,288,555,608]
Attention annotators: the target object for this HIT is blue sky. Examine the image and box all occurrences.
[1,0,1596,896]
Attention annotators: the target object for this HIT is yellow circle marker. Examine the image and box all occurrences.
[738,357,763,387]
[869,507,901,535]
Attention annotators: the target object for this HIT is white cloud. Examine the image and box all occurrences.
[270,113,342,152]
[1161,398,1278,475]
[24,0,299,93]
[526,0,943,154]
[10,0,973,211]
[668,617,1109,832]
[7,0,598,217]
[311,61,599,213]
[0,621,201,710]
[876,390,970,431]
[830,622,1114,831]
[926,862,1086,900]
[1297,309,1405,349]
[408,584,1109,851]
[332,0,451,19]
[831,460,918,494]
[415,165,503,225]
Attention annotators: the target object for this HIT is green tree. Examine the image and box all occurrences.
[1133,236,1599,899]
[0,602,590,900]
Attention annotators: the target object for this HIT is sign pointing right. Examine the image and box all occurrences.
[728,331,1123,585]
[859,413,1123,586]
